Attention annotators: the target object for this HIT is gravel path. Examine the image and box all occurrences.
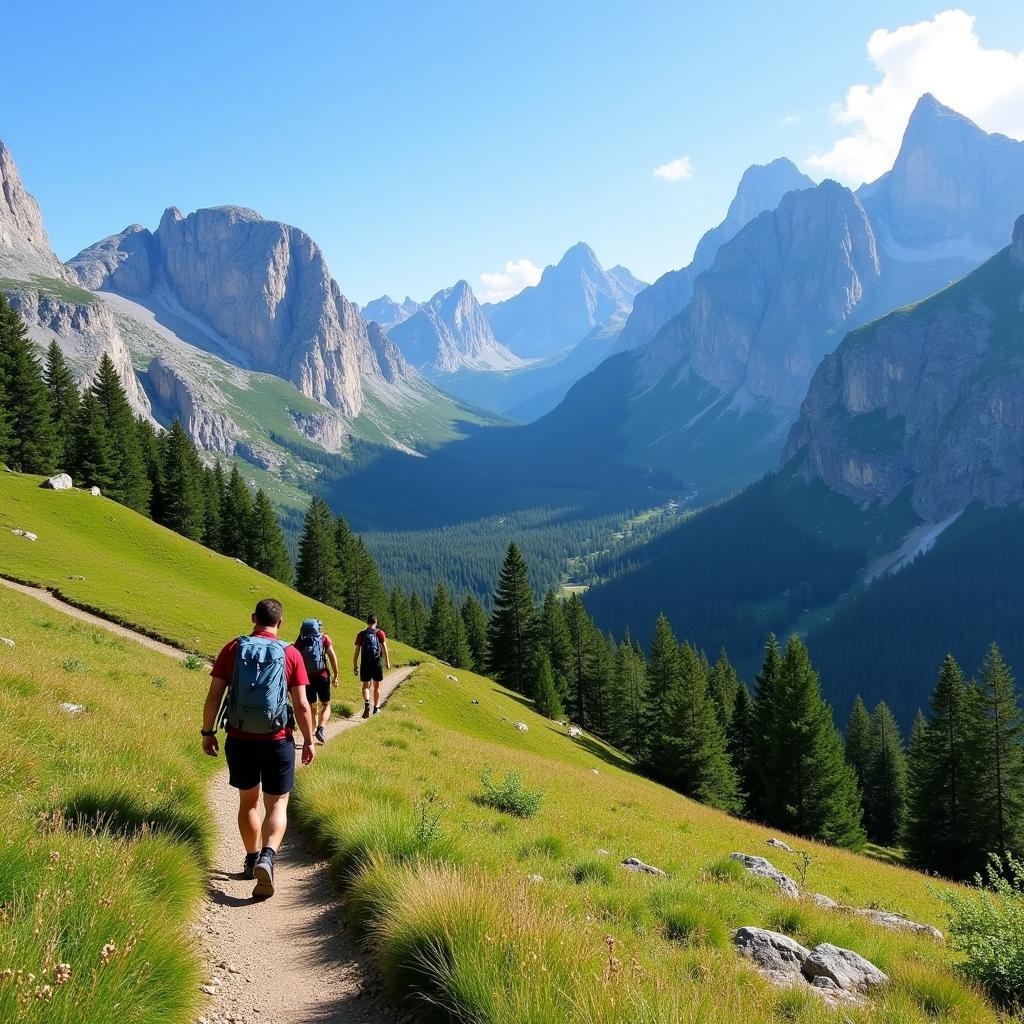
[0,577,414,1024]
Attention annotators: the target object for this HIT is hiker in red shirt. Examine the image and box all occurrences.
[353,613,390,718]
[200,597,316,898]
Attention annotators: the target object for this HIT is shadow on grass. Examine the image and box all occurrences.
[58,786,207,854]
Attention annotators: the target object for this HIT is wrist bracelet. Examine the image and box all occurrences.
[200,728,216,737]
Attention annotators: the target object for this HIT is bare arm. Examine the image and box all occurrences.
[291,684,315,748]
[353,643,360,674]
[382,638,391,670]
[201,676,228,755]
[327,644,339,683]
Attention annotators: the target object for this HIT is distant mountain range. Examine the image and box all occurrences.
[360,294,419,330]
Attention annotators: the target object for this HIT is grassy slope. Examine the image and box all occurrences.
[0,584,219,1023]
[0,472,996,1022]
[295,663,995,1023]
[0,473,415,664]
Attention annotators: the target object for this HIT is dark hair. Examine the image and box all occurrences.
[367,613,377,626]
[255,598,284,627]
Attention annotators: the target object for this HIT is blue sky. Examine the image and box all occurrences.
[3,2,1023,304]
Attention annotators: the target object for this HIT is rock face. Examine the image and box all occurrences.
[802,943,889,993]
[70,205,416,417]
[7,287,151,417]
[0,141,69,280]
[647,180,881,409]
[361,294,419,330]
[862,94,1024,257]
[42,474,72,490]
[733,927,809,986]
[147,357,238,453]
[785,218,1024,519]
[484,243,644,359]
[388,280,522,373]
[617,158,814,352]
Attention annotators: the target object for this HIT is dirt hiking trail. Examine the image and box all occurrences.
[0,577,414,1024]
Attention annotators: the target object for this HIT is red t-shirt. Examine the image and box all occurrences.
[355,628,386,657]
[211,628,309,741]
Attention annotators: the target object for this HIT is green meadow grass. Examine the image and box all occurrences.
[0,472,415,669]
[0,584,219,1024]
[295,663,1002,1023]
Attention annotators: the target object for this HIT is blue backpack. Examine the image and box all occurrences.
[296,618,326,675]
[362,627,382,662]
[224,635,289,734]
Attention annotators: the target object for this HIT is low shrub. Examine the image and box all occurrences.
[475,767,543,818]
[937,853,1024,1005]
[182,652,205,671]
[659,902,730,949]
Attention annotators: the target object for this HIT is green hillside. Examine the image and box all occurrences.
[0,469,1001,1022]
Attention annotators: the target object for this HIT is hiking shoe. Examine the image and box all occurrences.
[243,851,259,880]
[252,853,275,898]
[314,725,326,744]
[361,702,371,719]
[372,705,380,716]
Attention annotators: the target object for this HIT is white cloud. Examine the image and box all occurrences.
[479,258,543,303]
[652,155,694,182]
[780,114,801,127]
[808,9,1024,185]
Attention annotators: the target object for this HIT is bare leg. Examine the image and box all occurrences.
[237,786,261,853]
[320,700,331,727]
[361,682,370,704]
[261,792,290,851]
[373,679,381,707]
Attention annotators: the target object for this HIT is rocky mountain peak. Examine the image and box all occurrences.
[1012,214,1024,264]
[0,140,69,280]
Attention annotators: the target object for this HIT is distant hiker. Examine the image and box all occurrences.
[201,598,316,899]
[354,614,390,718]
[295,618,338,745]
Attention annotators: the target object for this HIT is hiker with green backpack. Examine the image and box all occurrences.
[294,618,338,745]
[200,597,315,899]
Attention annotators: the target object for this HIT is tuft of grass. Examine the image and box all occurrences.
[658,900,730,949]
[182,652,206,671]
[475,767,543,818]
[518,833,566,861]
[572,858,615,886]
[705,856,746,883]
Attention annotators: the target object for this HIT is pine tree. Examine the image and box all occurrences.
[460,595,490,673]
[864,701,907,847]
[538,591,572,705]
[248,489,293,583]
[345,536,389,626]
[729,683,758,815]
[44,341,80,469]
[159,419,206,540]
[642,613,682,772]
[662,642,740,811]
[202,463,225,552]
[486,543,537,695]
[963,644,1024,868]
[407,592,429,649]
[906,655,974,878]
[136,417,165,524]
[0,373,10,463]
[220,465,254,560]
[762,636,865,848]
[563,594,596,726]
[295,497,340,605]
[608,635,648,757]
[708,649,740,732]
[73,391,119,493]
[845,695,873,793]
[388,587,412,643]
[90,353,149,512]
[334,514,355,607]
[426,583,471,668]
[749,633,785,821]
[531,648,564,719]
[0,294,57,473]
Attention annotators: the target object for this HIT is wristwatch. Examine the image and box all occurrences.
[200,728,216,737]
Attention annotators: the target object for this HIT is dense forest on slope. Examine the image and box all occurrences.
[808,503,1024,727]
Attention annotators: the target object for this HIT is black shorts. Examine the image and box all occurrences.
[306,673,331,705]
[360,658,384,683]
[225,736,296,795]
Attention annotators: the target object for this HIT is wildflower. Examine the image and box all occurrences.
[48,851,60,864]
[55,964,71,985]
[100,943,116,966]
[35,984,53,1001]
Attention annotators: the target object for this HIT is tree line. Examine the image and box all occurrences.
[0,293,292,582]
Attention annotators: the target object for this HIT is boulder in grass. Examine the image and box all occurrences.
[446,674,458,682]
[42,473,72,490]
[855,908,943,940]
[729,853,799,899]
[810,893,839,909]
[89,486,101,496]
[58,702,86,715]
[733,926,809,985]
[0,637,14,648]
[802,942,889,993]
[767,837,794,853]
[514,721,529,732]
[567,725,583,738]
[11,529,37,541]
[621,857,667,876]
